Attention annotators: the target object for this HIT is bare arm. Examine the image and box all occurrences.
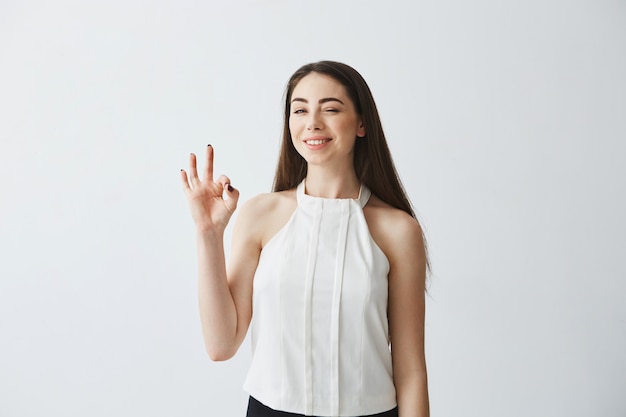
[385,215,429,417]
[180,146,259,361]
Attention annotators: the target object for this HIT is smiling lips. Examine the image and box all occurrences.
[303,137,332,148]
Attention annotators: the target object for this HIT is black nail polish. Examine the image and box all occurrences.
[227,184,234,192]
[207,144,212,147]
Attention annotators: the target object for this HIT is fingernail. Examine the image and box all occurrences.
[207,144,212,147]
[227,184,234,192]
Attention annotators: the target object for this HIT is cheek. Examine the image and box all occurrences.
[288,121,299,147]
[288,118,299,137]
[338,119,358,136]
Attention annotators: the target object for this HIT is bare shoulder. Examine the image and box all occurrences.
[239,189,296,215]
[363,194,426,268]
[234,189,298,248]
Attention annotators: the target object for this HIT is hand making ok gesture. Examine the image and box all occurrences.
[180,145,240,232]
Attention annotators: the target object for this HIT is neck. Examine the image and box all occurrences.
[304,165,360,199]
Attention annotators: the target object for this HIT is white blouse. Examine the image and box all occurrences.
[243,181,396,416]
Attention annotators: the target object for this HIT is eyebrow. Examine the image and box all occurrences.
[291,97,345,105]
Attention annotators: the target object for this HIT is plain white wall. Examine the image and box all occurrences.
[1,1,624,416]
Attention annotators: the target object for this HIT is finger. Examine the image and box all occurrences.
[217,175,240,212]
[180,169,192,193]
[223,182,240,213]
[204,144,214,183]
[216,174,231,194]
[189,153,200,186]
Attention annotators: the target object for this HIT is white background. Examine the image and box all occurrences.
[1,1,625,416]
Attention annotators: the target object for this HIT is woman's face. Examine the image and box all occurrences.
[289,72,365,169]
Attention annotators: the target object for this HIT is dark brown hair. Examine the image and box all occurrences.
[273,61,415,215]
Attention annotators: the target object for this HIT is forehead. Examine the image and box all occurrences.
[291,72,349,100]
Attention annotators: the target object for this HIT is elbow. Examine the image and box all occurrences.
[202,328,243,361]
[207,351,234,362]
[205,344,236,362]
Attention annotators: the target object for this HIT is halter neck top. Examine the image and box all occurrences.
[243,181,396,416]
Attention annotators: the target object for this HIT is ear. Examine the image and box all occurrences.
[356,119,366,138]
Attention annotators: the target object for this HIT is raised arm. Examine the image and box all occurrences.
[180,145,260,361]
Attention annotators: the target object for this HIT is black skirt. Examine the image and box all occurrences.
[246,396,399,417]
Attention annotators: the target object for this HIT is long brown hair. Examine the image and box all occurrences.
[273,61,415,216]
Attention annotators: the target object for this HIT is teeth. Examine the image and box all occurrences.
[306,139,328,145]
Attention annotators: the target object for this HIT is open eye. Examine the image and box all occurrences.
[292,108,306,114]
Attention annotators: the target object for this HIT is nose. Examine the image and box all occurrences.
[306,110,324,131]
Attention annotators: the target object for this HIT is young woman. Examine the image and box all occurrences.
[181,61,429,417]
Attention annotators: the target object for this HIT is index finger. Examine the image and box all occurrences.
[204,144,214,182]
